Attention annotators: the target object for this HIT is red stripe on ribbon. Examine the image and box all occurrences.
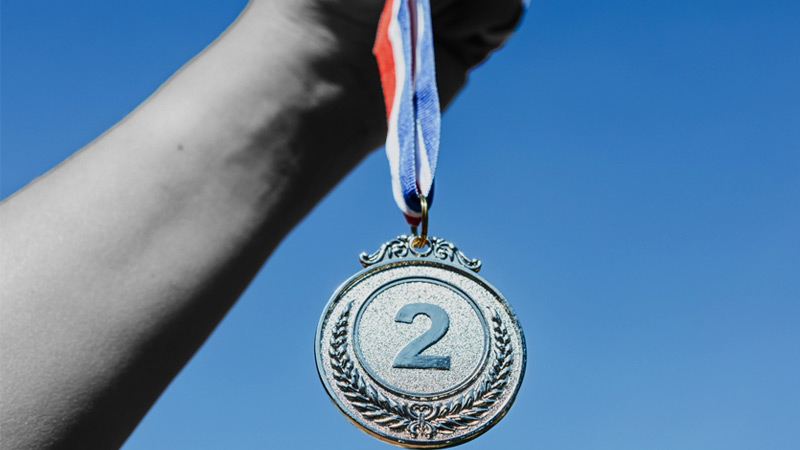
[373,0,396,121]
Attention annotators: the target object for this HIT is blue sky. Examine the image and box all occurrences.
[2,1,799,449]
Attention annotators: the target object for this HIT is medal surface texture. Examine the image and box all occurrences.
[315,236,526,448]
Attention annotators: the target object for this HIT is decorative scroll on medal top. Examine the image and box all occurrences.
[359,236,482,272]
[316,236,526,448]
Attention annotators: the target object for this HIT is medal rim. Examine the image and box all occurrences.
[314,239,527,449]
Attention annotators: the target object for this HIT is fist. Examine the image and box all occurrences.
[271,0,525,107]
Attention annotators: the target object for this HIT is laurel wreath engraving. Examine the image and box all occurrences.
[359,236,482,272]
[329,302,513,439]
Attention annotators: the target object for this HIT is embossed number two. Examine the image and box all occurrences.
[392,303,451,370]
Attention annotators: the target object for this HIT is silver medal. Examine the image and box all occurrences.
[315,235,526,448]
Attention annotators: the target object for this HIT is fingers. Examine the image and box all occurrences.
[433,0,524,69]
[431,0,460,15]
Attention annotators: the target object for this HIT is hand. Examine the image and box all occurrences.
[259,0,524,109]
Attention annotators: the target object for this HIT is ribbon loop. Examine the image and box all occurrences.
[374,0,441,226]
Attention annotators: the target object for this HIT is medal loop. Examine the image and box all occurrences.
[410,195,429,248]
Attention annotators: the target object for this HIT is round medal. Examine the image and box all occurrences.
[315,236,526,448]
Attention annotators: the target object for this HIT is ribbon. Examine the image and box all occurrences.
[374,0,441,226]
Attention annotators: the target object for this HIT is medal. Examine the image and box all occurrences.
[315,0,525,447]
[315,232,526,447]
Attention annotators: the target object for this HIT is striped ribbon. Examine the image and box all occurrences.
[374,0,441,226]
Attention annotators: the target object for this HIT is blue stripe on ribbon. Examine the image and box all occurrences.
[396,0,419,214]
[400,0,439,215]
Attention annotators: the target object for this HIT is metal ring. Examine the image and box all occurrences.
[410,195,428,249]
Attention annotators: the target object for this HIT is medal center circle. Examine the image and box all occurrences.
[353,278,488,398]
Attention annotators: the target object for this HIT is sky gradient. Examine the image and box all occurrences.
[2,1,799,449]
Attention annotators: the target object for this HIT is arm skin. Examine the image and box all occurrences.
[0,1,522,448]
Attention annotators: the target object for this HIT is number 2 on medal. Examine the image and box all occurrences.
[392,303,451,370]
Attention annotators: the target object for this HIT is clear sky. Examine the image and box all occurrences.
[2,1,799,449]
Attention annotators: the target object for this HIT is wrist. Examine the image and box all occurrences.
[120,1,389,236]
[238,1,387,153]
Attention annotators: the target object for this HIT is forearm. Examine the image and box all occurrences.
[0,3,383,448]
